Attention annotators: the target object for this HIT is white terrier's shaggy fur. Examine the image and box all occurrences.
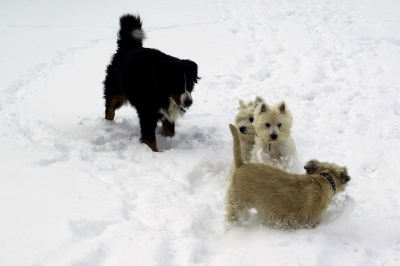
[234,97,262,162]
[228,97,263,178]
[251,98,297,170]
[226,124,351,230]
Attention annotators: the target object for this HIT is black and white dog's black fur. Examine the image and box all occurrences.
[103,14,200,152]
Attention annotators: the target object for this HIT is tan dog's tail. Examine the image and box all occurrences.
[229,124,244,169]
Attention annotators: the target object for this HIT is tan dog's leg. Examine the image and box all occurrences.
[225,187,247,221]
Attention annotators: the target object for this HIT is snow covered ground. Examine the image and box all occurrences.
[1,0,400,265]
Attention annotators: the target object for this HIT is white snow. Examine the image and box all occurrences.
[1,0,400,265]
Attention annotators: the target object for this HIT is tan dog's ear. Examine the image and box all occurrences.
[340,167,351,183]
[304,159,319,174]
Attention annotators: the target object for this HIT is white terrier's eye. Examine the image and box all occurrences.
[249,117,254,122]
[266,123,271,128]
[278,123,282,128]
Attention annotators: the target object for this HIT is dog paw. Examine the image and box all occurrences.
[161,129,174,138]
[105,111,115,120]
[139,138,159,152]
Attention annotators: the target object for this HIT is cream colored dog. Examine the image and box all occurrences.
[228,97,262,178]
[226,124,351,230]
[251,98,297,171]
[233,97,263,162]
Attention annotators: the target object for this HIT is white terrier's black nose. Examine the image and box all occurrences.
[271,133,278,140]
[239,126,246,133]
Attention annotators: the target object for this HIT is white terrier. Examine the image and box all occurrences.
[228,98,260,178]
[251,98,297,171]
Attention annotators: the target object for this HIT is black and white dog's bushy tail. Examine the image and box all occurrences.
[117,14,146,50]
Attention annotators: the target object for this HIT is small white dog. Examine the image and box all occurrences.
[233,98,262,162]
[251,98,297,171]
[228,98,259,178]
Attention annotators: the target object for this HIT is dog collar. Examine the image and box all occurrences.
[320,173,336,194]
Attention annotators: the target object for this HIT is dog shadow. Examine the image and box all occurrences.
[96,119,219,153]
[238,209,264,228]
[228,195,356,230]
[156,126,220,152]
[321,194,356,225]
[92,118,141,150]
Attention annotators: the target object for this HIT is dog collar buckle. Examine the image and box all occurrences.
[320,173,336,194]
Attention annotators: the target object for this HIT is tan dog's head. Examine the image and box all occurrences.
[253,99,293,145]
[304,159,351,193]
[234,98,259,144]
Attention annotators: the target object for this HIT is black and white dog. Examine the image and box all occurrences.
[103,14,200,152]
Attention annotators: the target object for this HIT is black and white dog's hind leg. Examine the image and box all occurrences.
[103,65,126,120]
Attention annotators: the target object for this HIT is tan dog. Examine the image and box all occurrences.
[226,124,351,230]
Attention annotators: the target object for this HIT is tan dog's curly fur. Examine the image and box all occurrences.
[226,124,351,230]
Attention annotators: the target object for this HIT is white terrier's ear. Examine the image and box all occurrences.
[260,103,268,113]
[254,96,265,106]
[239,100,246,108]
[279,102,286,113]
